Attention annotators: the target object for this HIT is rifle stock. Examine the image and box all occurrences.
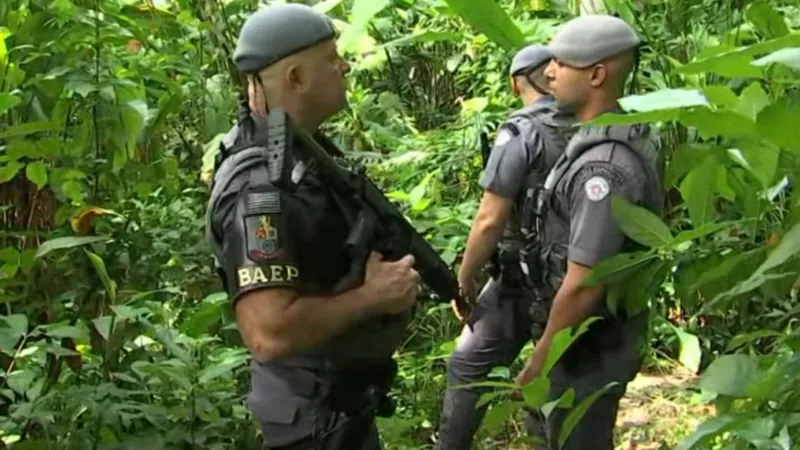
[264,108,461,305]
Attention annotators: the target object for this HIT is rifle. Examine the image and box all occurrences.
[257,108,461,306]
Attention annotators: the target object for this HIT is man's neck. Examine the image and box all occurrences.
[576,96,620,122]
[521,91,544,107]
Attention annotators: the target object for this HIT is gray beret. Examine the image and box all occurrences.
[509,44,553,76]
[233,4,337,74]
[547,15,641,68]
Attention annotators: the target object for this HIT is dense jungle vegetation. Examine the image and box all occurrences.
[2,0,800,449]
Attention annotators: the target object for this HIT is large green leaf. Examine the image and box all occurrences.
[669,324,702,374]
[727,140,779,189]
[0,161,23,183]
[745,0,789,39]
[756,98,800,152]
[680,155,718,227]
[736,82,770,121]
[441,0,525,51]
[679,108,756,140]
[0,314,28,355]
[0,93,20,116]
[702,85,739,108]
[755,221,800,276]
[34,236,110,259]
[752,48,800,72]
[676,34,800,77]
[610,195,672,248]
[559,382,618,449]
[337,0,392,53]
[25,161,48,189]
[586,108,681,126]
[85,250,117,304]
[697,354,759,398]
[0,27,10,62]
[677,415,750,450]
[582,251,657,287]
[618,89,709,112]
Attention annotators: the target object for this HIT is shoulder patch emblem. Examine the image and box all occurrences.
[584,176,610,202]
[247,214,283,261]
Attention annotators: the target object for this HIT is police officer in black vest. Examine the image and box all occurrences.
[205,5,421,449]
[513,15,664,450]
[435,45,576,449]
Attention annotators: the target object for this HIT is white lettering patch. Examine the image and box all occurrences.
[584,176,610,201]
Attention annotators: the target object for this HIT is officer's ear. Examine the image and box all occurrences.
[285,63,310,95]
[510,75,520,96]
[588,63,608,88]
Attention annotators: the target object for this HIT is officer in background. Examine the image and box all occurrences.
[204,4,421,449]
[435,44,576,450]
[513,15,664,450]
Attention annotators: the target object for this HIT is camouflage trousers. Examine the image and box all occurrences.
[434,276,647,450]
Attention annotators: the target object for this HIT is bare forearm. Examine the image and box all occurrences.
[238,287,376,361]
[543,280,602,338]
[460,217,506,277]
[534,269,605,357]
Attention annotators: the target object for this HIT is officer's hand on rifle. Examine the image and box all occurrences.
[361,251,421,315]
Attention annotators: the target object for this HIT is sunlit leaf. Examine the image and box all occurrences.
[727,140,779,188]
[677,34,800,77]
[669,324,702,373]
[619,89,708,112]
[25,162,47,189]
[610,195,672,248]
[745,0,789,39]
[0,93,20,116]
[736,82,771,121]
[582,251,657,287]
[752,47,800,71]
[0,314,28,354]
[521,376,550,408]
[337,0,391,53]
[679,108,756,140]
[677,415,748,450]
[698,354,759,397]
[680,156,718,227]
[441,0,525,51]
[0,161,23,183]
[757,98,800,152]
[702,85,738,107]
[35,236,109,259]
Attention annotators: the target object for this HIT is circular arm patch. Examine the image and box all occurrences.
[584,176,610,201]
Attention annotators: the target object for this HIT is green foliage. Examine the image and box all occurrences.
[2,0,800,449]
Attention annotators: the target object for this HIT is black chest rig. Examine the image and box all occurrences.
[519,121,663,296]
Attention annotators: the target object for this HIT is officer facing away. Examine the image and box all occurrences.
[513,15,664,450]
[435,44,576,450]
[204,4,421,450]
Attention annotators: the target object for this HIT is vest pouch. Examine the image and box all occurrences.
[247,361,328,448]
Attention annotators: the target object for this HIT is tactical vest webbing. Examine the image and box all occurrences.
[495,100,577,261]
[519,121,663,293]
[204,123,307,289]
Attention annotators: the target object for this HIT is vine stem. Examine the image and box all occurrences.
[92,0,102,201]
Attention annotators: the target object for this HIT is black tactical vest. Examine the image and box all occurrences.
[204,117,410,369]
[495,100,577,263]
[521,121,664,299]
